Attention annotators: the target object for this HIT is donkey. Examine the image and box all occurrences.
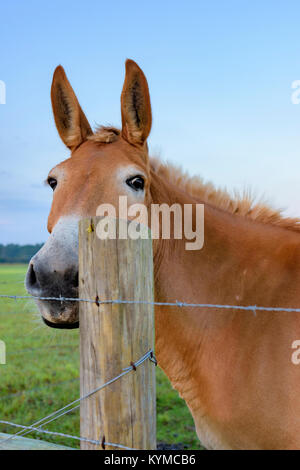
[26,60,300,449]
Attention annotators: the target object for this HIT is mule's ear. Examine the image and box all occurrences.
[51,66,93,151]
[121,60,152,146]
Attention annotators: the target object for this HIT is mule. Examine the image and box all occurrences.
[26,60,300,449]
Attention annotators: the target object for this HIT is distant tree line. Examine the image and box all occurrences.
[0,244,43,263]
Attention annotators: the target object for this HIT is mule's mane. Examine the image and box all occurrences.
[89,126,121,144]
[89,126,300,232]
[152,159,300,232]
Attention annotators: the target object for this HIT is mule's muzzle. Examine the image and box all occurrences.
[26,257,79,328]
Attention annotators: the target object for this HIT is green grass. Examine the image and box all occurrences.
[0,264,201,449]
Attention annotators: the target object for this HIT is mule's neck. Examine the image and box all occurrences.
[150,171,300,388]
[151,171,300,304]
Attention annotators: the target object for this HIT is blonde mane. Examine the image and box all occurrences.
[151,158,300,232]
[90,126,300,232]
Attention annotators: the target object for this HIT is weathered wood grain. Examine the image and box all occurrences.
[79,217,156,450]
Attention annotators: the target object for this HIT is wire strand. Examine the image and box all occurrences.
[0,420,136,450]
[1,293,300,313]
[0,350,154,447]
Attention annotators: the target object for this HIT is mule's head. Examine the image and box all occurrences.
[26,60,152,328]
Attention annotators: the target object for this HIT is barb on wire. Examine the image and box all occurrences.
[1,293,300,313]
[0,420,136,450]
[0,349,154,447]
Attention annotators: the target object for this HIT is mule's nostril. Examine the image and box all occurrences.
[26,261,42,295]
[28,263,37,287]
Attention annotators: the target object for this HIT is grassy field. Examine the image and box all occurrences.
[0,264,201,450]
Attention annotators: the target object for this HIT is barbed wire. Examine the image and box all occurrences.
[1,293,300,313]
[2,288,297,450]
[0,420,136,450]
[0,349,156,448]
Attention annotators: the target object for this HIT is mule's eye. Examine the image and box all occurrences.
[47,177,57,191]
[126,176,145,191]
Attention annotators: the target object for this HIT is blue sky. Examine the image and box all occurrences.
[1,0,300,243]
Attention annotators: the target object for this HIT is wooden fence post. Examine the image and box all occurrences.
[79,217,156,450]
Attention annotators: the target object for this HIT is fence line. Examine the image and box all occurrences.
[0,349,155,448]
[2,289,300,449]
[0,420,136,450]
[1,293,300,313]
[1,294,297,448]
[2,232,299,450]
